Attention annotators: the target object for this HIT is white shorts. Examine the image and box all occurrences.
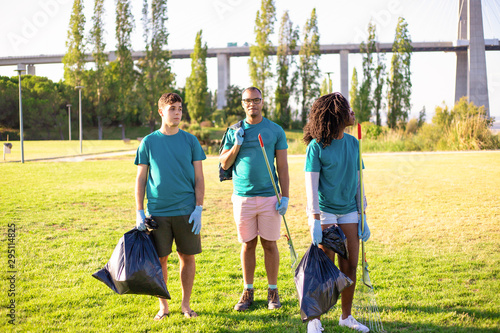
[320,211,358,225]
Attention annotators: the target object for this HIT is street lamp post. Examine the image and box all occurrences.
[15,64,26,163]
[75,86,84,154]
[325,72,334,94]
[66,104,72,141]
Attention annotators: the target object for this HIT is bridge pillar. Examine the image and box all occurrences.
[467,0,489,115]
[340,50,349,99]
[455,0,468,102]
[217,53,230,109]
[27,64,36,75]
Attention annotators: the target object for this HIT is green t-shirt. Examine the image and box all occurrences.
[135,129,206,216]
[224,117,288,197]
[304,133,362,215]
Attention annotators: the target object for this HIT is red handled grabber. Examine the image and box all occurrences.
[258,133,298,268]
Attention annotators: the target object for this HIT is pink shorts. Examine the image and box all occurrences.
[232,194,281,243]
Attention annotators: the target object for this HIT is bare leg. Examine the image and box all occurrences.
[241,237,258,285]
[178,252,196,315]
[337,223,360,319]
[260,238,279,285]
[158,255,169,314]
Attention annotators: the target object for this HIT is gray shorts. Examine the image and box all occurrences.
[150,215,202,257]
[320,211,358,225]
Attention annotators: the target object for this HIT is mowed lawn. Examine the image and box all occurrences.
[0,151,499,332]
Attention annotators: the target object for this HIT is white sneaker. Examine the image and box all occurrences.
[339,315,370,332]
[307,319,324,333]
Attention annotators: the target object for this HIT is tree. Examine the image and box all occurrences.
[387,17,412,129]
[0,76,19,131]
[88,0,107,139]
[248,0,276,117]
[358,22,376,123]
[373,50,386,126]
[298,8,321,125]
[137,0,174,131]
[21,76,69,139]
[223,85,244,121]
[62,0,86,87]
[319,78,329,96]
[185,30,208,123]
[114,0,135,139]
[274,10,298,129]
[417,106,426,128]
[349,68,361,116]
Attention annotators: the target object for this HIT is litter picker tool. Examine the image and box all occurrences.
[356,123,386,332]
[258,133,298,268]
[358,123,371,289]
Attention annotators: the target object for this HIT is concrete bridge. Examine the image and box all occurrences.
[0,0,497,115]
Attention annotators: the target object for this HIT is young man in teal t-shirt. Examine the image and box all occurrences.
[220,87,289,312]
[135,93,206,320]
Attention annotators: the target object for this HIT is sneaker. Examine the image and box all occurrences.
[267,288,281,309]
[307,319,324,333]
[339,315,370,332]
[234,288,254,311]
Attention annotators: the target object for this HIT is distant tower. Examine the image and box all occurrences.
[455,0,490,116]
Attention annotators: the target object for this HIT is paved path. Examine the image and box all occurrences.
[11,149,500,163]
[38,150,138,162]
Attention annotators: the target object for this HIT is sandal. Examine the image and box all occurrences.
[154,312,169,321]
[182,309,198,319]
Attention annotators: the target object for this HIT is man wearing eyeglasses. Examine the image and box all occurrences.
[220,87,290,312]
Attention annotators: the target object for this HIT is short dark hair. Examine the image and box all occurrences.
[158,93,182,109]
[242,86,262,97]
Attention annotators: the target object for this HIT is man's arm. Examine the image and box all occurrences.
[193,160,205,206]
[219,145,241,170]
[275,149,289,198]
[135,164,148,211]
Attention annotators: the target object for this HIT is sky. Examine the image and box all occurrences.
[1,0,499,122]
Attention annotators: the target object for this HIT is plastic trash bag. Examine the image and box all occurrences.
[294,244,353,321]
[319,224,349,260]
[92,228,170,299]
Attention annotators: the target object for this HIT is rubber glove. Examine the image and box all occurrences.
[358,214,371,242]
[275,197,289,215]
[309,218,323,246]
[189,205,203,235]
[136,210,146,231]
[234,127,244,145]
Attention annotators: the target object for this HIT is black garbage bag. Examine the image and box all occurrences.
[319,224,349,260]
[92,228,170,299]
[294,244,353,321]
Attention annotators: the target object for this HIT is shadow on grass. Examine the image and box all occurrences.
[208,302,500,332]
[378,304,500,333]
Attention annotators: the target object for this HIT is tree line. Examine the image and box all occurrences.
[1,0,413,140]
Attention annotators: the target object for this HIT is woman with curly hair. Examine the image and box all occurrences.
[303,92,370,333]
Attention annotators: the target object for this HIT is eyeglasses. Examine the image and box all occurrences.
[242,98,262,104]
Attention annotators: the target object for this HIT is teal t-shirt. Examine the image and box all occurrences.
[224,117,288,197]
[304,133,362,215]
[135,130,206,216]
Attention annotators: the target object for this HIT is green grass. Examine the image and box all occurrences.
[1,152,499,332]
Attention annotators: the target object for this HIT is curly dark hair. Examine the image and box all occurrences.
[303,92,351,148]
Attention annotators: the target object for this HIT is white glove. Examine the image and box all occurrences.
[136,210,146,231]
[309,218,322,246]
[234,127,244,146]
